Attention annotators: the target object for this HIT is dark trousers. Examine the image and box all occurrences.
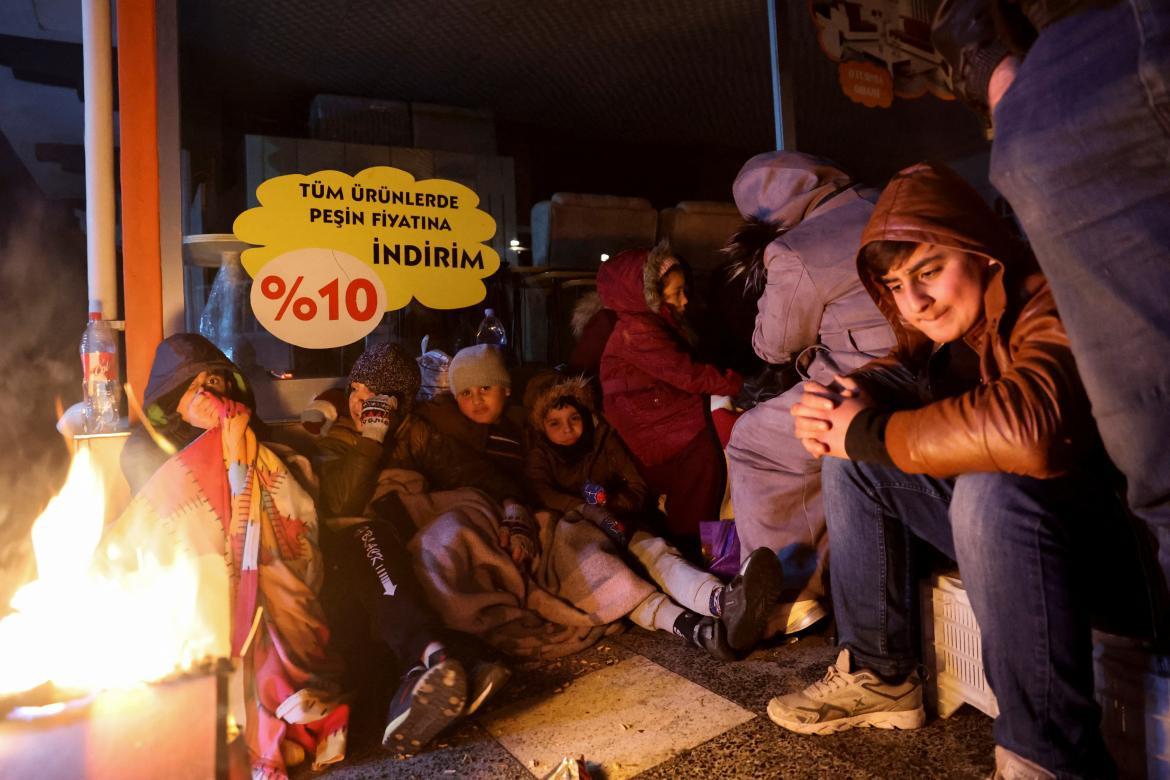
[323,515,440,671]
[641,426,726,563]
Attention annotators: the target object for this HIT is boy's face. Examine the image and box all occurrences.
[543,405,584,446]
[456,385,510,425]
[880,243,990,344]
[662,268,688,315]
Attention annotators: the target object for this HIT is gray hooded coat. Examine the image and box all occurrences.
[725,152,895,618]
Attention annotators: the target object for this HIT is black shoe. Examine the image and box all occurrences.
[721,548,784,650]
[465,660,511,716]
[382,657,467,758]
[694,616,738,661]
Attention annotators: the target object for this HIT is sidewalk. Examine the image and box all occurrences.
[307,628,996,779]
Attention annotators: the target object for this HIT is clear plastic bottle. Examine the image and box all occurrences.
[475,307,507,347]
[198,249,256,371]
[79,300,121,433]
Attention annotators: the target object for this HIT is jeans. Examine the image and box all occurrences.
[990,0,1170,605]
[823,457,1119,778]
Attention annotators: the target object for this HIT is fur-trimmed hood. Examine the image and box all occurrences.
[596,241,680,317]
[524,372,595,430]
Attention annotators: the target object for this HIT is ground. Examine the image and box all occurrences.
[300,624,995,779]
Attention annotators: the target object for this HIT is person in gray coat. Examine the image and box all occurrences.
[725,152,895,636]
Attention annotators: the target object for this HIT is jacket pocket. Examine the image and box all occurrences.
[848,322,895,357]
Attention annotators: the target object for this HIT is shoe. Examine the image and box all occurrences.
[767,648,925,735]
[720,548,784,650]
[991,746,1056,780]
[693,616,739,662]
[464,660,511,716]
[768,599,829,636]
[382,656,467,757]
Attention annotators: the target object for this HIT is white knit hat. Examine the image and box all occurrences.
[449,344,510,395]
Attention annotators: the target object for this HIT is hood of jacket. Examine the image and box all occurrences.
[596,243,680,317]
[856,161,1038,366]
[732,151,853,227]
[525,372,595,430]
[144,333,244,408]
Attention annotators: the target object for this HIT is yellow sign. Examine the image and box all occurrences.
[233,167,500,313]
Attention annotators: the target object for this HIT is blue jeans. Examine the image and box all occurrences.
[823,457,1118,778]
[990,0,1170,601]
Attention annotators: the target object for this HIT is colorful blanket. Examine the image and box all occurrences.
[111,403,347,779]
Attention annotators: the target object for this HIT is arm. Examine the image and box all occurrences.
[615,319,743,396]
[315,427,383,519]
[885,298,1091,477]
[524,446,587,514]
[598,431,648,515]
[752,243,824,364]
[931,0,1014,118]
[405,416,524,504]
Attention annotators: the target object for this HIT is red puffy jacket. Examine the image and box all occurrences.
[598,248,743,467]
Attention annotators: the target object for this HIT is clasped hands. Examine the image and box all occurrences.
[790,374,872,460]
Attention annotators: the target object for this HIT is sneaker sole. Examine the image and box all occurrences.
[723,549,784,650]
[784,602,828,635]
[766,702,925,735]
[383,661,467,757]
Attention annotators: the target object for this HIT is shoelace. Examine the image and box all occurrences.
[805,663,856,697]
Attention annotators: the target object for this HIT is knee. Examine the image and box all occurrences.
[949,472,1036,551]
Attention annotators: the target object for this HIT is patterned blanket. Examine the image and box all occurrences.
[110,404,347,779]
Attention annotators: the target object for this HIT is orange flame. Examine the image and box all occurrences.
[0,447,229,696]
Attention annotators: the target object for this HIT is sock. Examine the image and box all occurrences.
[672,610,703,642]
[874,669,911,686]
[709,586,725,617]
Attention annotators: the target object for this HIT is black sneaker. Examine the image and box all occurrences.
[465,660,511,716]
[382,657,467,757]
[694,616,738,661]
[720,547,784,650]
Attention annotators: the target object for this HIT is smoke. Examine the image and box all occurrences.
[0,200,87,608]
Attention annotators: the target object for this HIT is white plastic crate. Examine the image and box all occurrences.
[921,573,999,719]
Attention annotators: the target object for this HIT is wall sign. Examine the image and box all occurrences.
[233,167,499,349]
[810,0,953,107]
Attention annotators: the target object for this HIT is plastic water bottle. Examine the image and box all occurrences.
[475,308,507,347]
[80,300,121,433]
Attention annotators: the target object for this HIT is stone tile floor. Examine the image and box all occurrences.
[300,626,996,779]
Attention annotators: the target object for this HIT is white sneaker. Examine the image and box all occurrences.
[991,746,1055,780]
[767,648,925,735]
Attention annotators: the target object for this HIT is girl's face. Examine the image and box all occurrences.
[457,385,510,425]
[543,405,584,446]
[661,268,688,315]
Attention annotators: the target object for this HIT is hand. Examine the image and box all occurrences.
[498,501,538,568]
[790,375,872,459]
[183,388,223,430]
[580,503,629,547]
[359,394,397,442]
[988,55,1019,117]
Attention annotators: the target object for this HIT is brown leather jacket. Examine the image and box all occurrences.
[850,161,1098,478]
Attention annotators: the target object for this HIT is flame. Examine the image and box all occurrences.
[0,447,228,696]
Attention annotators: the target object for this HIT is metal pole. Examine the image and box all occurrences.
[766,0,785,150]
[81,0,118,319]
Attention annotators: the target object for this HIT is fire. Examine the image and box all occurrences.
[0,447,228,697]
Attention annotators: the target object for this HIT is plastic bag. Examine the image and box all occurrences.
[699,520,740,580]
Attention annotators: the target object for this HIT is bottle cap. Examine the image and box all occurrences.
[88,298,103,319]
[485,308,495,317]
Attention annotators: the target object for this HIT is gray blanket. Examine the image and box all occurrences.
[386,471,655,659]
